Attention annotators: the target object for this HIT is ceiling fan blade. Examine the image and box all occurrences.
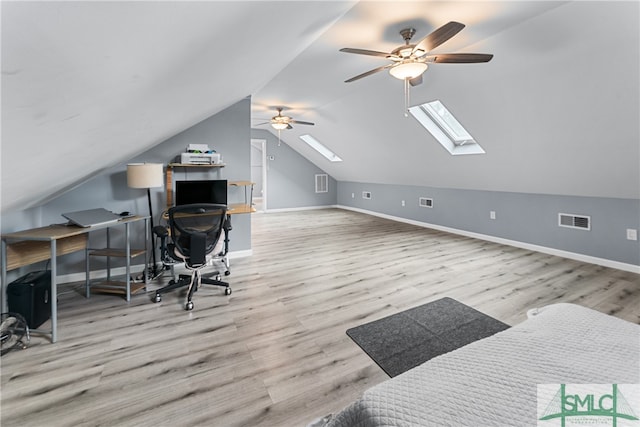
[409,75,423,86]
[425,53,494,63]
[340,48,393,58]
[345,64,393,83]
[290,120,315,126]
[286,124,293,130]
[254,121,271,126]
[412,21,465,56]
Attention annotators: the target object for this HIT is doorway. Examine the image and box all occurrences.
[250,139,267,212]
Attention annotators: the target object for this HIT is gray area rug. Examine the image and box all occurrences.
[346,297,510,377]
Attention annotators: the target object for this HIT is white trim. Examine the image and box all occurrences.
[251,138,267,212]
[264,205,338,214]
[299,134,343,162]
[337,205,640,274]
[56,249,254,284]
[408,102,485,155]
[227,249,253,260]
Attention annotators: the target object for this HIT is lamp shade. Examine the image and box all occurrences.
[271,122,289,130]
[127,163,164,189]
[389,62,428,80]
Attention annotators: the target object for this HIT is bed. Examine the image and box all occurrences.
[314,303,640,427]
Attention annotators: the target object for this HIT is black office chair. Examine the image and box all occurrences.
[152,204,231,311]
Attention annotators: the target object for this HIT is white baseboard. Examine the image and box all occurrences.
[228,249,253,259]
[57,249,253,285]
[338,205,640,274]
[264,205,338,213]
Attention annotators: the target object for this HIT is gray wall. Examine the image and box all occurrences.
[2,98,341,285]
[2,97,252,282]
[338,181,640,267]
[251,129,337,210]
[154,97,252,254]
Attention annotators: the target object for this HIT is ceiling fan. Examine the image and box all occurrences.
[340,21,493,86]
[255,107,315,131]
[255,107,315,146]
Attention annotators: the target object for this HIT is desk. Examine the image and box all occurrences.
[1,216,148,343]
[228,181,256,213]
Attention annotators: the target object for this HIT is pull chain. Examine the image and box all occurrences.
[404,78,410,117]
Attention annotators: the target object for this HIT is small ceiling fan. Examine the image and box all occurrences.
[255,107,315,146]
[255,107,315,130]
[340,21,493,86]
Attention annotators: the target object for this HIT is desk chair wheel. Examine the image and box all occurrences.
[153,293,162,303]
[185,301,194,311]
[224,271,231,276]
[224,287,232,296]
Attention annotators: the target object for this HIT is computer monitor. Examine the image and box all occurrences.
[175,180,227,206]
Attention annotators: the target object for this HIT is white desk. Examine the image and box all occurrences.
[1,216,148,343]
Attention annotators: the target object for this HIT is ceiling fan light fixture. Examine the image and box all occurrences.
[399,47,413,58]
[271,122,289,130]
[389,61,428,80]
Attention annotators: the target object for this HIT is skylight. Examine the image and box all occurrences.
[408,100,485,155]
[299,134,343,162]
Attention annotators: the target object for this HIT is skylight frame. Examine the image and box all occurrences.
[408,100,485,155]
[299,134,343,162]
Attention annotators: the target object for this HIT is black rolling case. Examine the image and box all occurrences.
[7,270,51,329]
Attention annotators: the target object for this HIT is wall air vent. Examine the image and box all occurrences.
[315,174,328,193]
[362,191,372,200]
[419,197,433,208]
[558,213,591,231]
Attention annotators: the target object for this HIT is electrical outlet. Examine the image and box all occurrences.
[401,200,405,207]
[351,193,355,199]
[627,229,638,241]
[490,211,496,220]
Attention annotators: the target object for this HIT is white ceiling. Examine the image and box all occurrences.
[2,1,639,214]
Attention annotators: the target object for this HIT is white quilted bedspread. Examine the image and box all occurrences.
[321,303,640,427]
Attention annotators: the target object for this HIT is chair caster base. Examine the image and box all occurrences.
[224,271,231,276]
[154,294,162,303]
[185,301,194,311]
[224,288,232,296]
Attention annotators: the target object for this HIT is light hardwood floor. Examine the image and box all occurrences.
[1,209,639,426]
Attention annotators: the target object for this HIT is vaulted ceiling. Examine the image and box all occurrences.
[2,1,638,214]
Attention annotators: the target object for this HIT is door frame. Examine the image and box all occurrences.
[250,138,267,212]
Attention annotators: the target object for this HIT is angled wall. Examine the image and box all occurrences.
[2,98,253,283]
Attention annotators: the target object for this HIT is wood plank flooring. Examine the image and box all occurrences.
[1,208,639,426]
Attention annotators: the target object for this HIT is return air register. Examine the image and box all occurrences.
[315,174,328,193]
[558,213,591,231]
[419,197,433,208]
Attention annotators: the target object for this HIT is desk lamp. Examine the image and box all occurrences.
[127,163,164,279]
